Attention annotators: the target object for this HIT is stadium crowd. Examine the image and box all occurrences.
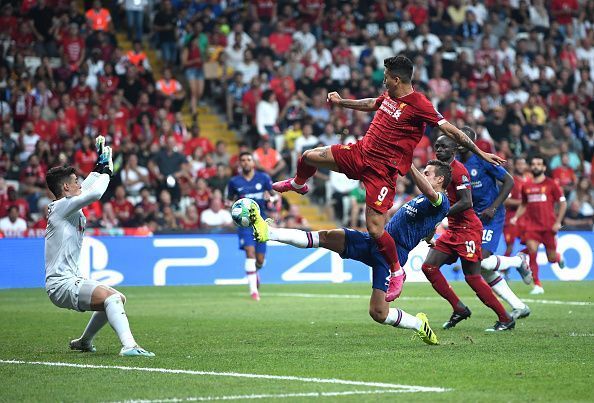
[0,0,593,237]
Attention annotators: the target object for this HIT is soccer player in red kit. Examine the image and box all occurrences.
[425,136,515,332]
[510,156,567,295]
[503,157,531,257]
[272,56,504,302]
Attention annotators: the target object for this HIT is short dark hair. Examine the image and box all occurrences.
[239,151,253,159]
[384,56,413,84]
[46,165,76,198]
[529,154,545,164]
[427,159,452,189]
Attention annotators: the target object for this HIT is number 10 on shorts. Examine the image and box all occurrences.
[465,240,476,254]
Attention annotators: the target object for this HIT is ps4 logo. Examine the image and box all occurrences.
[80,237,124,286]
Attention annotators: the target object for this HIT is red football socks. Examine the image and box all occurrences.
[528,250,540,286]
[375,231,401,273]
[422,264,462,312]
[294,156,317,185]
[465,274,509,323]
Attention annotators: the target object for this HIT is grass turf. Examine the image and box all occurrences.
[0,281,592,402]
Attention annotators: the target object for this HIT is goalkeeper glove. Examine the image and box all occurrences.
[94,136,114,176]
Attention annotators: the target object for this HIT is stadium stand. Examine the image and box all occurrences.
[0,0,592,237]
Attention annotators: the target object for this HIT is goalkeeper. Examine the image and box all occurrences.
[44,136,154,357]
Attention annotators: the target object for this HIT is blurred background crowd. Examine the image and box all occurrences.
[0,0,593,237]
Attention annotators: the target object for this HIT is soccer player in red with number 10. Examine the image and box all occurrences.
[273,56,505,302]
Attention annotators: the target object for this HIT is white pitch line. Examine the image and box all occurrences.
[522,298,592,306]
[0,360,450,393]
[118,389,417,402]
[265,292,592,306]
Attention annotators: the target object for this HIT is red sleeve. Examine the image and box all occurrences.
[416,95,445,127]
[521,185,528,204]
[452,163,471,191]
[374,93,386,108]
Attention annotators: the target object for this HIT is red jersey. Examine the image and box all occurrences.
[446,159,483,231]
[71,85,93,104]
[505,174,530,223]
[552,166,576,188]
[61,37,85,65]
[254,0,276,18]
[361,91,444,175]
[551,0,578,25]
[521,178,565,232]
[299,0,324,22]
[191,189,211,214]
[109,199,135,223]
[99,74,119,94]
[75,149,98,176]
[184,137,214,156]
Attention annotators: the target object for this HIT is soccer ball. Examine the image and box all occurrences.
[231,198,259,227]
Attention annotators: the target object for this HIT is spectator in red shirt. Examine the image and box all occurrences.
[29,204,48,237]
[71,74,93,104]
[184,125,214,156]
[406,0,428,26]
[1,186,30,220]
[197,154,217,180]
[191,177,212,215]
[108,185,135,226]
[242,77,263,126]
[0,4,18,38]
[552,153,577,194]
[74,136,98,177]
[59,23,85,72]
[250,0,277,26]
[83,200,103,228]
[269,23,293,57]
[180,203,200,230]
[551,0,578,26]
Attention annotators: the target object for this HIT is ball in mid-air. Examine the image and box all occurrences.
[231,198,259,227]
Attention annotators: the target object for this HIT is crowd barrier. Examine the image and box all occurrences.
[1,232,592,289]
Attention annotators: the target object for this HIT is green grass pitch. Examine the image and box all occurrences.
[0,281,593,402]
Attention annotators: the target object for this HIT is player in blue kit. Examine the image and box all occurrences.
[458,127,532,319]
[250,160,452,345]
[226,152,273,301]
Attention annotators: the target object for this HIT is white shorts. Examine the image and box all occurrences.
[46,278,102,312]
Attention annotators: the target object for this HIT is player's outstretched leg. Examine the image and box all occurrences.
[482,270,531,320]
[273,151,317,194]
[370,290,438,345]
[251,205,320,248]
[481,253,533,284]
[415,313,439,345]
[70,311,108,352]
[91,288,154,357]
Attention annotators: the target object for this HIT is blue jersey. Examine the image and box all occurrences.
[385,192,450,253]
[226,171,273,219]
[462,154,508,220]
[341,192,449,292]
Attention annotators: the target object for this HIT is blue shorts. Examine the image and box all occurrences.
[339,228,409,292]
[237,227,267,254]
[480,215,504,254]
[185,67,204,81]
